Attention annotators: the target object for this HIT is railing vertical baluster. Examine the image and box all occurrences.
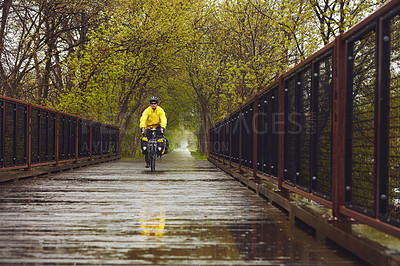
[278,75,285,190]
[253,97,258,178]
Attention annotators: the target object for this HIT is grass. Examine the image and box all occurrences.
[190,150,208,160]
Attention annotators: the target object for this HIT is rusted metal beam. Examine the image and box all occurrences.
[282,183,332,209]
[340,206,400,239]
[332,33,346,218]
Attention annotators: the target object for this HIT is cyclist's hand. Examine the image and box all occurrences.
[141,127,145,133]
[160,127,165,133]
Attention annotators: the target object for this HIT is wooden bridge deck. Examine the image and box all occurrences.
[0,149,362,264]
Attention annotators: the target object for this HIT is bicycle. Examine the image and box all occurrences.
[142,127,166,172]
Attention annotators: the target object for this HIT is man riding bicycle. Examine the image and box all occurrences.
[140,96,167,168]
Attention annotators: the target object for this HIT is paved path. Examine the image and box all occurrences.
[0,149,362,264]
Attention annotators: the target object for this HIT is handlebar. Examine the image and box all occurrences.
[143,128,164,139]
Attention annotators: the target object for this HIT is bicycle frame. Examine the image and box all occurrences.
[146,128,161,172]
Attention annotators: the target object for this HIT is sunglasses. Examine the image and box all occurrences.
[150,102,157,105]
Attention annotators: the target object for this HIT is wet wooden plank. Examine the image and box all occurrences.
[0,150,363,264]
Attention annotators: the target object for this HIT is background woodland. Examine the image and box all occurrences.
[0,0,388,156]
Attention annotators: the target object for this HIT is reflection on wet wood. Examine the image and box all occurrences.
[0,149,362,264]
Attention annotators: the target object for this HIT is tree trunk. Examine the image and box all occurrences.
[39,19,55,105]
[0,0,12,95]
[198,101,212,156]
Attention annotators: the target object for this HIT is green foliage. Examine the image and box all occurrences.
[190,149,208,160]
[2,0,386,156]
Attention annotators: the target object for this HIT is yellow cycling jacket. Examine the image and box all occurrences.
[139,106,167,129]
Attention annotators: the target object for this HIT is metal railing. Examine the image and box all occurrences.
[209,0,400,238]
[0,96,120,171]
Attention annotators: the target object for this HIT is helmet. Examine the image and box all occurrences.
[149,96,159,103]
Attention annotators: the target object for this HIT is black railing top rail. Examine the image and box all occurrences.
[0,94,119,130]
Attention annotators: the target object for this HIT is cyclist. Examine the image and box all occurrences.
[140,96,167,168]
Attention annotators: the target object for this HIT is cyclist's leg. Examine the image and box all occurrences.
[145,153,150,168]
[145,129,151,168]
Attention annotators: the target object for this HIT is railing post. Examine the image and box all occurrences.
[278,75,285,190]
[217,124,220,161]
[239,106,243,173]
[1,101,3,168]
[55,111,59,166]
[37,109,41,164]
[75,116,79,162]
[210,127,212,156]
[208,127,211,157]
[222,121,225,164]
[109,126,112,155]
[229,114,232,167]
[100,125,103,158]
[332,33,346,217]
[46,110,50,163]
[13,103,17,167]
[253,96,259,178]
[90,122,93,160]
[376,16,390,219]
[27,104,32,170]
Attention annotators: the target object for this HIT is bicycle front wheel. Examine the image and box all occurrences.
[150,155,156,172]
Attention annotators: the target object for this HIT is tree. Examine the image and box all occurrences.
[57,0,197,156]
[0,0,109,103]
[308,0,389,45]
